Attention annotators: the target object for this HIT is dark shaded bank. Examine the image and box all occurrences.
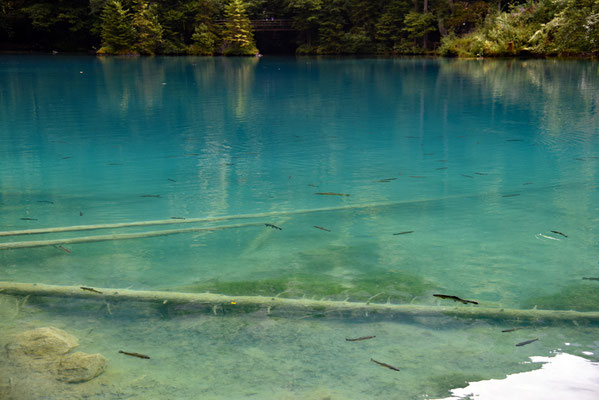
[253,31,298,55]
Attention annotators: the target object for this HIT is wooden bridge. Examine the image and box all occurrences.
[215,19,295,32]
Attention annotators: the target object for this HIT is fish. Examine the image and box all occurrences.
[225,163,235,166]
[140,195,161,198]
[307,184,318,187]
[20,218,37,221]
[80,286,103,294]
[436,167,448,170]
[314,192,350,197]
[575,157,586,161]
[393,231,414,235]
[346,336,376,342]
[37,200,54,204]
[119,350,150,359]
[502,194,520,197]
[523,182,533,185]
[550,230,567,238]
[168,178,177,182]
[55,245,71,254]
[314,225,331,232]
[265,223,282,230]
[409,176,425,178]
[170,217,185,220]
[516,338,539,347]
[462,174,473,178]
[501,327,523,333]
[61,156,72,159]
[370,358,400,371]
[535,233,560,241]
[582,277,599,281]
[475,172,488,175]
[433,294,478,305]
[79,211,83,216]
[506,139,524,142]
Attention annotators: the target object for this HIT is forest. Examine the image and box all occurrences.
[0,0,598,56]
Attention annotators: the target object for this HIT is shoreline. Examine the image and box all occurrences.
[0,50,597,59]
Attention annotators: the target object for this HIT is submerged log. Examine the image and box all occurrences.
[1,281,599,322]
[0,222,264,250]
[0,192,490,238]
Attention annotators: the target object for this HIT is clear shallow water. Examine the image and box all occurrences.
[0,55,599,399]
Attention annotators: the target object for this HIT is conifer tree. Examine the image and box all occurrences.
[317,0,346,53]
[286,0,322,52]
[221,0,258,55]
[132,0,163,55]
[190,23,218,55]
[99,0,136,54]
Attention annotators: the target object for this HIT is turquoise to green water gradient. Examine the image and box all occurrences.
[0,56,598,399]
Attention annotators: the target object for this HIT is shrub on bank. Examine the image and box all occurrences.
[439,0,599,57]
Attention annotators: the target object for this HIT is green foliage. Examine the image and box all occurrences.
[158,9,189,54]
[341,27,372,54]
[403,11,437,43]
[315,0,346,53]
[375,1,411,53]
[531,0,599,53]
[483,12,537,55]
[444,1,490,35]
[99,0,136,54]
[189,22,218,54]
[439,31,486,56]
[132,0,163,55]
[286,0,322,47]
[22,3,53,31]
[188,0,221,55]
[221,0,259,55]
[440,0,599,57]
[3,0,599,56]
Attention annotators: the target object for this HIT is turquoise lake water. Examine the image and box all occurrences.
[0,55,598,399]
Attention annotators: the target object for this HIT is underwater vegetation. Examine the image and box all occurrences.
[169,268,438,304]
[170,242,439,303]
[521,283,599,312]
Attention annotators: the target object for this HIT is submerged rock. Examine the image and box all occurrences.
[6,326,107,385]
[11,327,79,359]
[56,352,107,383]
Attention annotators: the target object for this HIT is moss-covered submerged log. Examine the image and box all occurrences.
[2,281,599,322]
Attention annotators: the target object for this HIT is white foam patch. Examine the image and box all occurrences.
[437,353,599,400]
